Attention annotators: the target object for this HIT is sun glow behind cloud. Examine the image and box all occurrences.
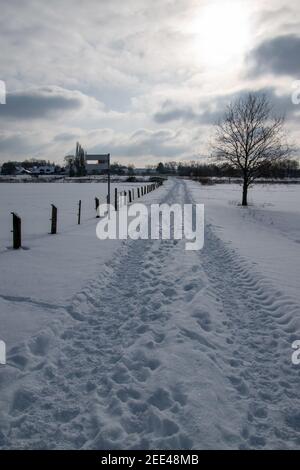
[0,0,299,163]
[191,1,252,69]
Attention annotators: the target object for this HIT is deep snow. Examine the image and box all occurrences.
[0,178,299,449]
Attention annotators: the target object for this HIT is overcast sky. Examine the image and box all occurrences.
[1,0,300,165]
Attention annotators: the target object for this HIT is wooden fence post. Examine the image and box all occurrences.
[11,212,21,249]
[115,188,118,211]
[132,188,134,200]
[137,187,140,198]
[95,197,100,218]
[128,190,132,203]
[50,204,57,234]
[78,200,82,225]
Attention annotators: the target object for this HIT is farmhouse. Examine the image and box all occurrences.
[30,165,56,175]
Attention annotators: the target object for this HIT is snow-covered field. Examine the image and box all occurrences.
[0,182,142,250]
[0,181,142,336]
[0,179,299,449]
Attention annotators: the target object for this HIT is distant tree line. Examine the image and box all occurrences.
[2,157,299,179]
[155,159,300,179]
[1,159,63,175]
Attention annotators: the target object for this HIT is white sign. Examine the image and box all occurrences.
[86,154,110,171]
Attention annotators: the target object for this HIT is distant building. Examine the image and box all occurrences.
[15,166,27,175]
[30,165,56,175]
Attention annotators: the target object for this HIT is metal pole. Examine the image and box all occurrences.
[107,153,111,205]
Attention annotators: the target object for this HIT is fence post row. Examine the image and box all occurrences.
[9,182,162,247]
[11,212,21,249]
[95,197,100,218]
[114,188,118,211]
[78,200,82,225]
[51,204,57,234]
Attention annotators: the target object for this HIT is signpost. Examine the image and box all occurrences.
[85,153,110,205]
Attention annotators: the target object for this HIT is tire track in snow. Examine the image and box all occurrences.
[186,180,300,449]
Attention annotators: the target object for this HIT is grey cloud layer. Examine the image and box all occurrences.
[0,0,300,163]
[248,34,300,77]
[0,87,84,120]
[88,128,190,160]
[153,87,299,126]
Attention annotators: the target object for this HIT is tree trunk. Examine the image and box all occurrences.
[242,179,248,206]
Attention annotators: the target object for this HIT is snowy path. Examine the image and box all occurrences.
[0,178,299,449]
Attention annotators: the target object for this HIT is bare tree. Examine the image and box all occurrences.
[212,93,292,206]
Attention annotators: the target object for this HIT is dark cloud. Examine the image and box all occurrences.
[153,87,299,126]
[248,35,300,77]
[153,99,226,125]
[154,106,197,123]
[0,87,83,120]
